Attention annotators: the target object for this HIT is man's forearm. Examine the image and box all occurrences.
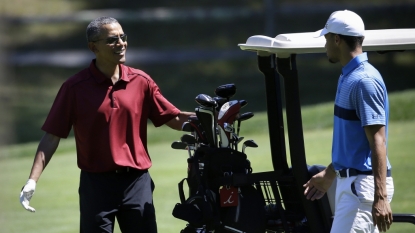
[371,142,388,200]
[365,125,388,200]
[166,111,195,131]
[29,133,60,182]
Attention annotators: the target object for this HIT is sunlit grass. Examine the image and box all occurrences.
[1,119,414,232]
[1,90,415,232]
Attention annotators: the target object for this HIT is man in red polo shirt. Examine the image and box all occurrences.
[19,16,194,233]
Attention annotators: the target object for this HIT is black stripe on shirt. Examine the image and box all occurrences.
[334,105,360,121]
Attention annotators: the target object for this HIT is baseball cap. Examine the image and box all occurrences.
[314,10,365,38]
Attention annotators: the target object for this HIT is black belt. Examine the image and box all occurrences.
[336,168,391,178]
[113,167,146,174]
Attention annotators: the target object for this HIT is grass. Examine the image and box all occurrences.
[1,90,415,232]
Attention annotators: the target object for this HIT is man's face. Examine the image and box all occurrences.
[324,33,340,64]
[91,23,127,65]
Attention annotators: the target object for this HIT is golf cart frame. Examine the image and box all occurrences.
[237,29,415,232]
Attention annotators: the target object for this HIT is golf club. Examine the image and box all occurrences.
[213,96,227,112]
[182,122,193,132]
[242,139,258,154]
[215,83,236,101]
[239,99,248,108]
[180,134,198,157]
[181,134,197,145]
[195,94,217,108]
[236,112,254,136]
[171,141,188,150]
[217,100,241,148]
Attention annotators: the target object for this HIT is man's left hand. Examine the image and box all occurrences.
[372,198,392,232]
[20,179,37,212]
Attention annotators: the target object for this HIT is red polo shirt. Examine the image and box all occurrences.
[42,60,180,172]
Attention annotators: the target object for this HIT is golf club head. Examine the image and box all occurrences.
[195,94,217,108]
[237,112,254,121]
[242,139,258,154]
[215,83,236,100]
[236,136,245,144]
[182,122,193,132]
[236,112,254,136]
[244,139,258,147]
[181,134,197,145]
[171,141,188,150]
[223,122,234,133]
[239,100,248,108]
[213,96,227,112]
[185,120,206,144]
[217,100,241,125]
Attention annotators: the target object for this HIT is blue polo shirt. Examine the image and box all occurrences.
[332,53,392,171]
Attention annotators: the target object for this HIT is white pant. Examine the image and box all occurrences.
[330,175,394,233]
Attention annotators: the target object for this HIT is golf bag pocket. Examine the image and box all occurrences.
[173,201,204,225]
[220,185,267,233]
[173,179,220,229]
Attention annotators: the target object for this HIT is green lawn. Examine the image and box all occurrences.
[1,90,415,232]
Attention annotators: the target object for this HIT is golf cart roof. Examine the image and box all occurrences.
[239,29,415,57]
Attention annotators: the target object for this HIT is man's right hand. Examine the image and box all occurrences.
[303,166,336,201]
[19,179,37,212]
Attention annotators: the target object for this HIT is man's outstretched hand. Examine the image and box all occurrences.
[303,168,336,201]
[20,179,37,212]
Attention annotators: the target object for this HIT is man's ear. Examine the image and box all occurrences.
[88,42,98,53]
[334,34,341,46]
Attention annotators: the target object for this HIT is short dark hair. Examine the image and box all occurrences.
[86,17,119,42]
[337,34,364,51]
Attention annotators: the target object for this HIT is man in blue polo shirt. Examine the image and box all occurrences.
[303,10,394,232]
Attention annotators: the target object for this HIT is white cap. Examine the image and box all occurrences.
[314,10,365,38]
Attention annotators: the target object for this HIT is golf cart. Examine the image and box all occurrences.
[236,29,415,232]
[171,29,415,233]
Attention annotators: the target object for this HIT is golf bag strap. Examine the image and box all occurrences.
[178,178,187,204]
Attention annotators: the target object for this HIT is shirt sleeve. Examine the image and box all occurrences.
[354,77,387,127]
[41,82,74,138]
[147,80,180,127]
